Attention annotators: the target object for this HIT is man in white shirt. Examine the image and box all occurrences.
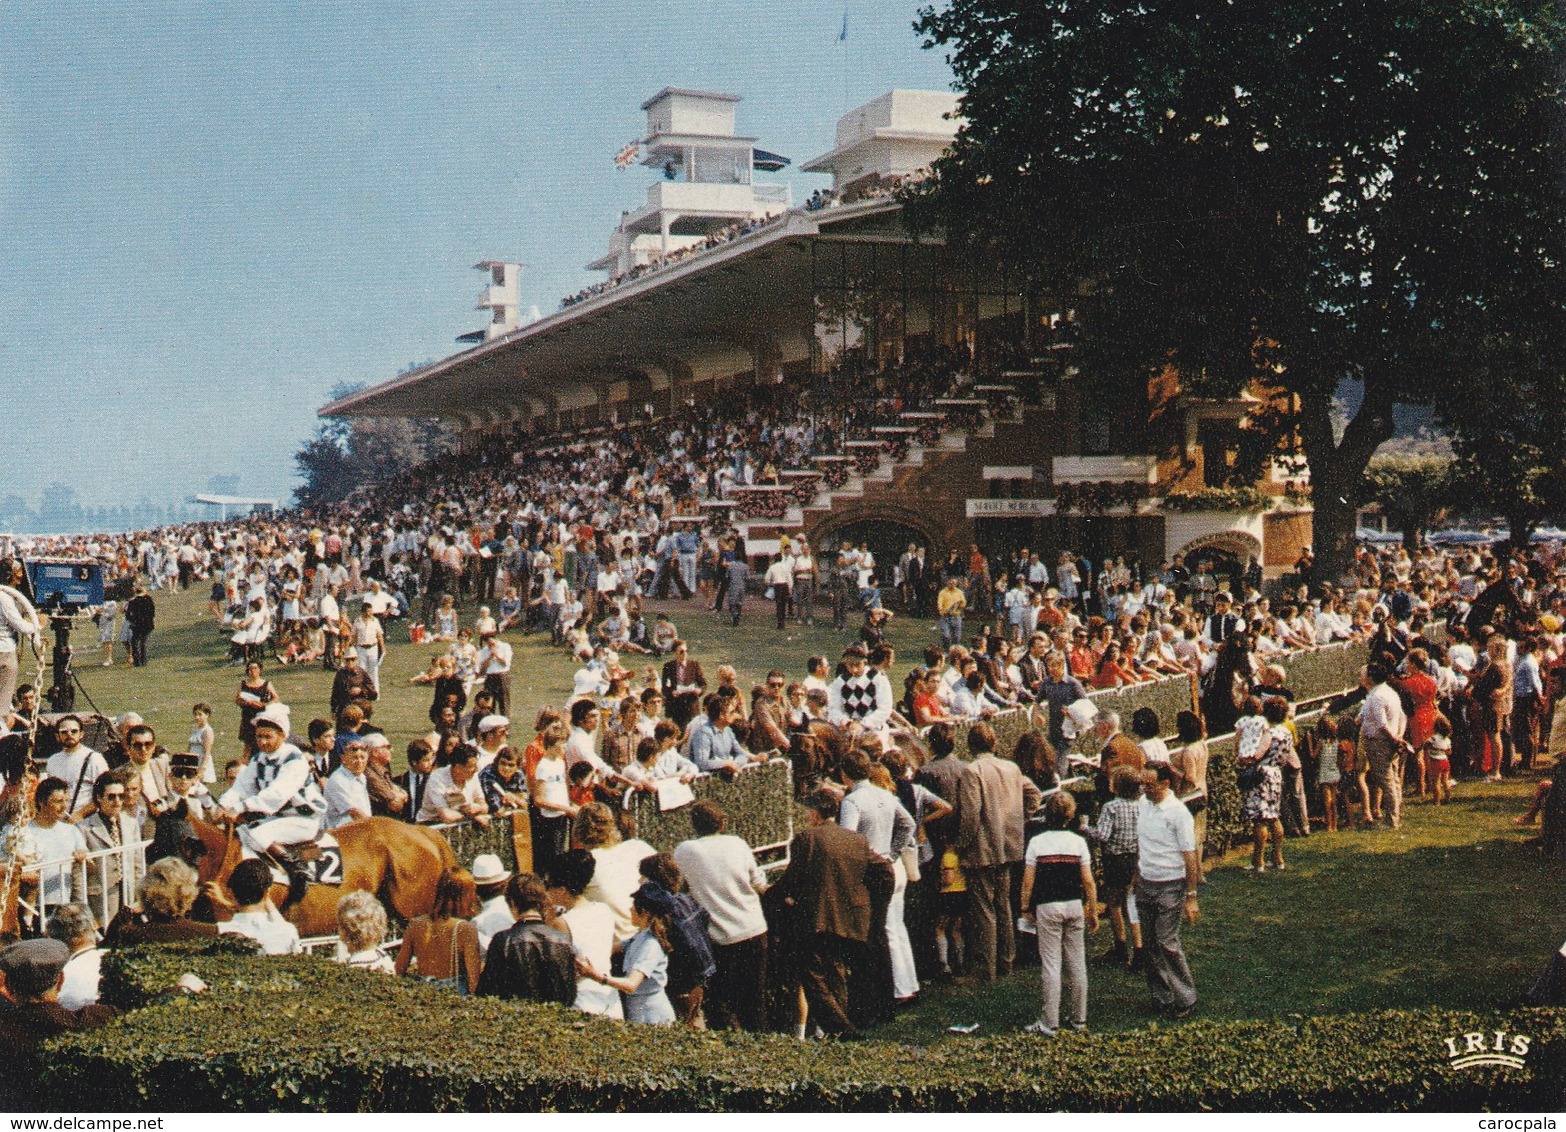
[416,745,490,827]
[45,716,110,821]
[46,904,102,1010]
[673,801,769,1031]
[469,853,516,951]
[764,552,794,630]
[477,630,513,716]
[802,655,831,696]
[1133,764,1201,1018]
[219,859,302,955]
[324,740,372,830]
[1358,661,1409,828]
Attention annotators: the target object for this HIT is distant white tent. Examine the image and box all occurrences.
[192,494,277,520]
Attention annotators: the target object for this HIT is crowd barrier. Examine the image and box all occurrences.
[425,759,797,878]
[14,838,151,934]
[949,639,1372,762]
[431,810,534,874]
[401,642,1376,883]
[623,757,794,867]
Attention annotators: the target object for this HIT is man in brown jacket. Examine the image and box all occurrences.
[1096,710,1147,777]
[749,672,792,753]
[954,721,1043,981]
[773,791,876,1037]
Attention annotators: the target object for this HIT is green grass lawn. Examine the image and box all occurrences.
[55,584,1566,1045]
[880,778,1565,1044]
[62,584,944,770]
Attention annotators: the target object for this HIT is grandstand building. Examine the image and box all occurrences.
[322,88,1311,575]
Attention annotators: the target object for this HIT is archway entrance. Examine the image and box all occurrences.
[1176,531,1263,594]
[819,518,931,588]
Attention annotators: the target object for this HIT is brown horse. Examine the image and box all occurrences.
[790,719,932,793]
[186,815,456,938]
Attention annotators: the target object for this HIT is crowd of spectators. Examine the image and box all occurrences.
[4,391,1566,1043]
[558,175,919,312]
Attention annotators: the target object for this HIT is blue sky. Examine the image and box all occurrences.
[0,0,953,511]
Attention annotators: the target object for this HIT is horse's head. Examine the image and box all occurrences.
[170,813,237,886]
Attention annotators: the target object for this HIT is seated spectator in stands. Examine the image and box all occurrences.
[335,890,395,974]
[218,858,302,955]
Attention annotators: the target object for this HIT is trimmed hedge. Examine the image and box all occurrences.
[37,943,1566,1112]
[624,758,794,857]
[1284,642,1373,704]
[442,813,530,873]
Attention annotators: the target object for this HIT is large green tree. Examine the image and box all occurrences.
[1359,453,1455,550]
[294,383,450,510]
[907,0,1566,579]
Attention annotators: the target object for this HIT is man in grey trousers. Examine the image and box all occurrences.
[1133,764,1202,1017]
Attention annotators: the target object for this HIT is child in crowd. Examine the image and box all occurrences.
[577,886,676,1025]
[936,845,968,978]
[567,761,600,808]
[1426,714,1453,805]
[434,594,459,641]
[1314,717,1341,833]
[188,702,216,783]
[1088,766,1143,969]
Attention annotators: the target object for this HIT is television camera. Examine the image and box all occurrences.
[22,559,106,712]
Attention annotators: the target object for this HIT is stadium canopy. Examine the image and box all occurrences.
[318,199,915,426]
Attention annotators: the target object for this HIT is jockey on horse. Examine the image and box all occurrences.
[216,703,325,901]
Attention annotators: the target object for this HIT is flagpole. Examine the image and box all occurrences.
[839,3,850,110]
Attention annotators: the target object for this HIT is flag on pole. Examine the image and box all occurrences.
[838,11,848,41]
[614,141,641,169]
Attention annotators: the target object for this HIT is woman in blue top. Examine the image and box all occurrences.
[576,885,676,1025]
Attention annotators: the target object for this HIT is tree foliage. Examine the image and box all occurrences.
[907,0,1566,578]
[1440,334,1566,547]
[293,382,450,509]
[1359,453,1456,549]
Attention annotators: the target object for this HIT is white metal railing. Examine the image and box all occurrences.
[11,838,152,933]
[298,933,402,959]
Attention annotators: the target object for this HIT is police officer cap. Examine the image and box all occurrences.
[169,751,202,772]
[0,937,71,996]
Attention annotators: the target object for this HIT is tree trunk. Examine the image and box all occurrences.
[1299,380,1397,585]
[1507,511,1538,553]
